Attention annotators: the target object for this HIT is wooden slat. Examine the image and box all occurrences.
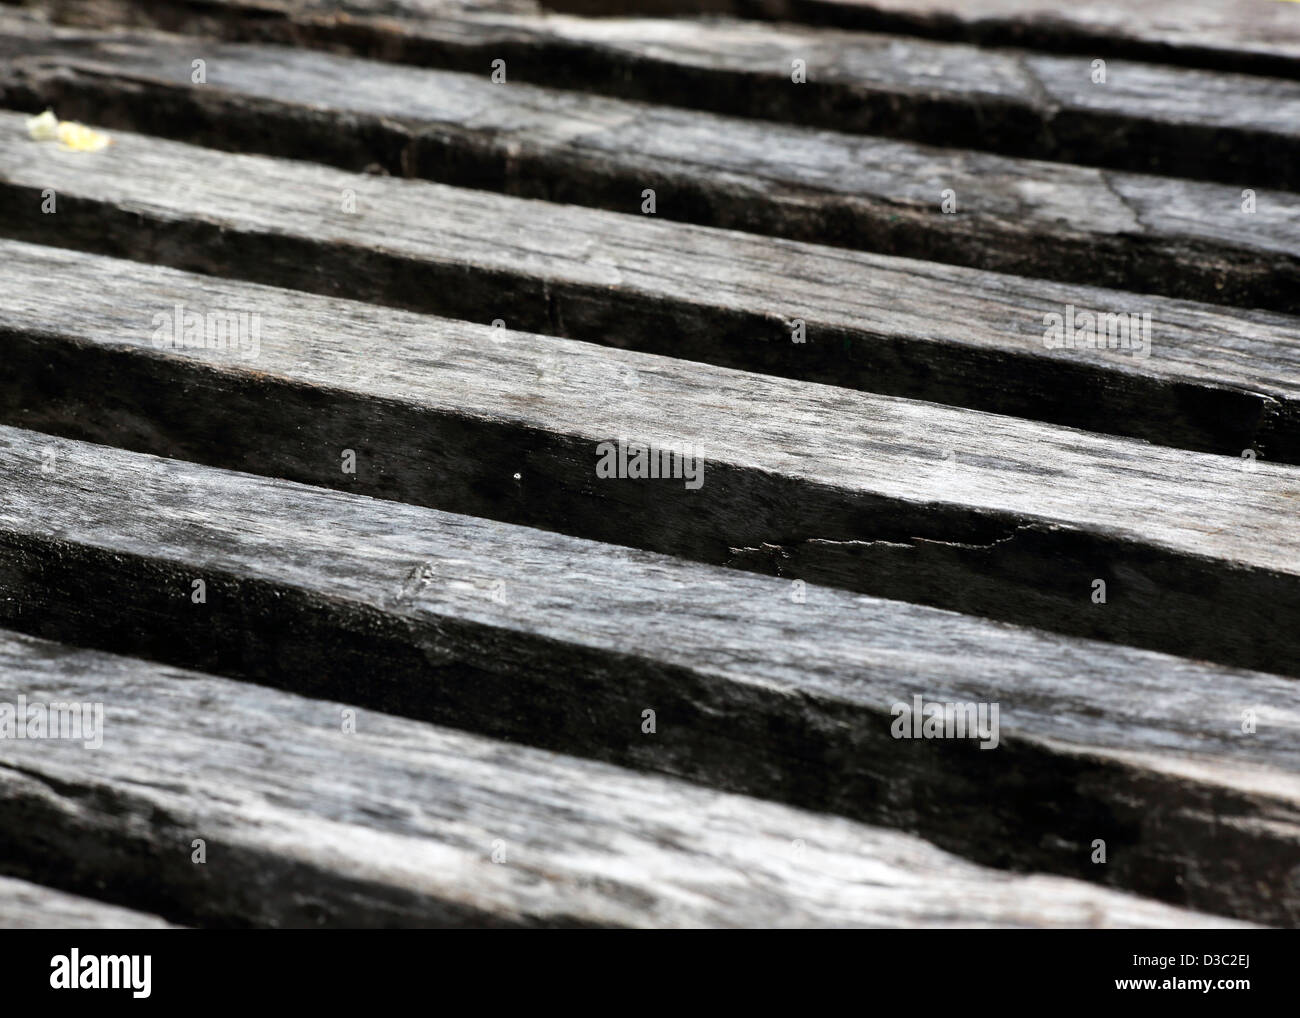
[2,8,1298,190]
[29,0,546,18]
[0,875,179,929]
[8,6,1300,309]
[542,0,1300,80]
[5,239,1300,676]
[4,119,1300,469]
[3,0,1297,934]
[0,630,1255,929]
[0,426,1298,923]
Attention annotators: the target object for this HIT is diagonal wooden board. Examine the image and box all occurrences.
[4,240,1300,675]
[2,116,1300,468]
[11,3,1300,311]
[0,629,1260,928]
[540,0,1300,79]
[1,7,1298,191]
[1,0,1297,933]
[0,426,1297,922]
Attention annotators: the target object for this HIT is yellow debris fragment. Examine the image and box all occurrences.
[25,109,112,151]
[25,109,59,141]
[55,120,113,152]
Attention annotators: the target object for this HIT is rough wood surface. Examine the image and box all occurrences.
[2,0,1298,933]
[8,5,1300,309]
[5,239,1300,676]
[1,9,1298,190]
[0,630,1258,929]
[0,874,179,928]
[4,120,1300,468]
[544,0,1300,80]
[1,426,1298,923]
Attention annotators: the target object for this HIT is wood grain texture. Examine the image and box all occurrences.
[0,630,1260,929]
[9,4,1300,310]
[544,0,1300,80]
[2,0,1297,934]
[4,117,1300,468]
[21,0,546,20]
[0,875,179,928]
[0,427,1298,923]
[1,8,1298,190]
[6,238,1300,675]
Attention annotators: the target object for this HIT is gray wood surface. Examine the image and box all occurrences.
[1,426,1298,923]
[1,7,1297,189]
[547,0,1300,79]
[3,0,1298,933]
[5,239,1300,676]
[0,875,179,929]
[4,116,1300,467]
[10,3,1300,309]
[0,628,1262,928]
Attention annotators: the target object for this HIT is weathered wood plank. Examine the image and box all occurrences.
[0,630,1257,929]
[4,120,1300,467]
[21,0,546,21]
[8,6,1300,309]
[1,427,1298,923]
[6,239,1300,676]
[6,240,1300,675]
[1,8,1297,190]
[0,875,179,929]
[544,0,1300,80]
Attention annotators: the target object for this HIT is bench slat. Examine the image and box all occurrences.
[2,0,1297,933]
[0,629,1257,928]
[539,0,1300,80]
[10,6,1300,310]
[0,427,1297,923]
[3,118,1300,466]
[5,239,1300,676]
[2,10,1298,189]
